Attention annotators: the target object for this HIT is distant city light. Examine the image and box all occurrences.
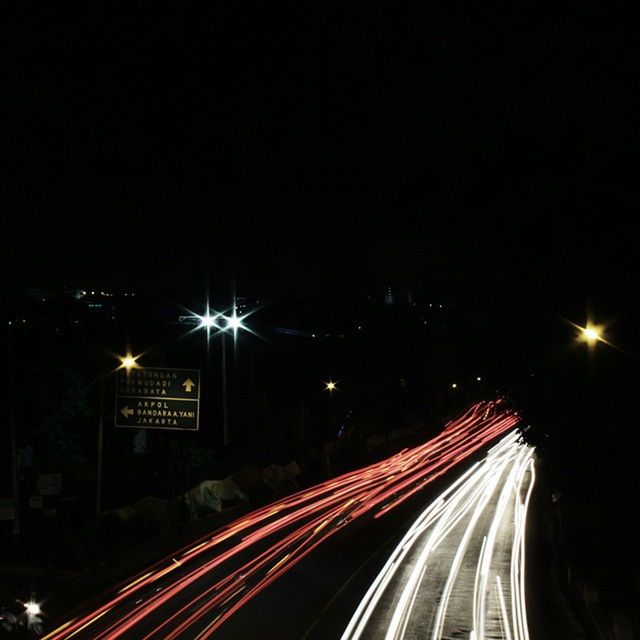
[451,383,457,389]
[476,376,482,382]
[325,380,337,392]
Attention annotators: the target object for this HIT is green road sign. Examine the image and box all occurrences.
[115,367,200,431]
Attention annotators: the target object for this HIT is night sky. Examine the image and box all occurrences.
[5,4,638,317]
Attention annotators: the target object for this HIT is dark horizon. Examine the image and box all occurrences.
[5,4,638,317]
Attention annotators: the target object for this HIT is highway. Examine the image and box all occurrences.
[41,400,519,640]
[341,430,535,640]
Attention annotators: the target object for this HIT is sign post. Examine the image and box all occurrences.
[115,367,201,431]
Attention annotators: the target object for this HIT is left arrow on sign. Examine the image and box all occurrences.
[120,406,134,418]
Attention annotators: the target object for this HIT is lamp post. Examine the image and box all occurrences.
[570,317,610,447]
[7,320,20,536]
[219,310,246,447]
[96,353,139,524]
[323,379,339,434]
[95,375,105,524]
[576,321,605,388]
[221,329,229,446]
[189,307,247,448]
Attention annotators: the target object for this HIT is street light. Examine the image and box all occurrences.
[23,600,43,635]
[198,312,223,330]
[565,312,612,350]
[118,354,140,371]
[96,352,141,524]
[24,602,40,616]
[224,311,246,338]
[324,380,337,392]
[187,305,249,447]
[579,324,602,346]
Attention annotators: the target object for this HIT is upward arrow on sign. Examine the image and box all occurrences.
[182,378,195,393]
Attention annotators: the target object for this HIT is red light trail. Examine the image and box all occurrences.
[43,399,519,640]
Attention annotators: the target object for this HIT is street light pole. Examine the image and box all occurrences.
[7,322,20,535]
[222,330,229,446]
[186,307,249,448]
[96,354,138,526]
[9,409,20,536]
[96,376,104,524]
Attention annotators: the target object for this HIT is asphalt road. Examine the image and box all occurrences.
[36,401,596,640]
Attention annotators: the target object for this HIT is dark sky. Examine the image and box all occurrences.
[5,4,638,311]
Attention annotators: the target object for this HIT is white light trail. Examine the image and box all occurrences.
[341,431,535,640]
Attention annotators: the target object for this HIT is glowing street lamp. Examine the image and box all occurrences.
[198,312,223,330]
[324,380,337,392]
[24,600,43,634]
[97,352,142,524]
[189,305,250,447]
[580,324,602,345]
[118,354,140,371]
[224,311,245,336]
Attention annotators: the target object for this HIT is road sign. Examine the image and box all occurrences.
[115,367,201,431]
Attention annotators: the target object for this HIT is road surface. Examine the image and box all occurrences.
[41,400,518,640]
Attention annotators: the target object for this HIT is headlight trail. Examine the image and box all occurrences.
[43,399,519,640]
[340,430,535,640]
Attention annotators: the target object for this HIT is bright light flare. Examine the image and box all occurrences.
[224,313,245,332]
[198,313,222,329]
[118,354,140,371]
[325,380,337,392]
[580,324,602,345]
[565,314,616,350]
[25,601,41,615]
